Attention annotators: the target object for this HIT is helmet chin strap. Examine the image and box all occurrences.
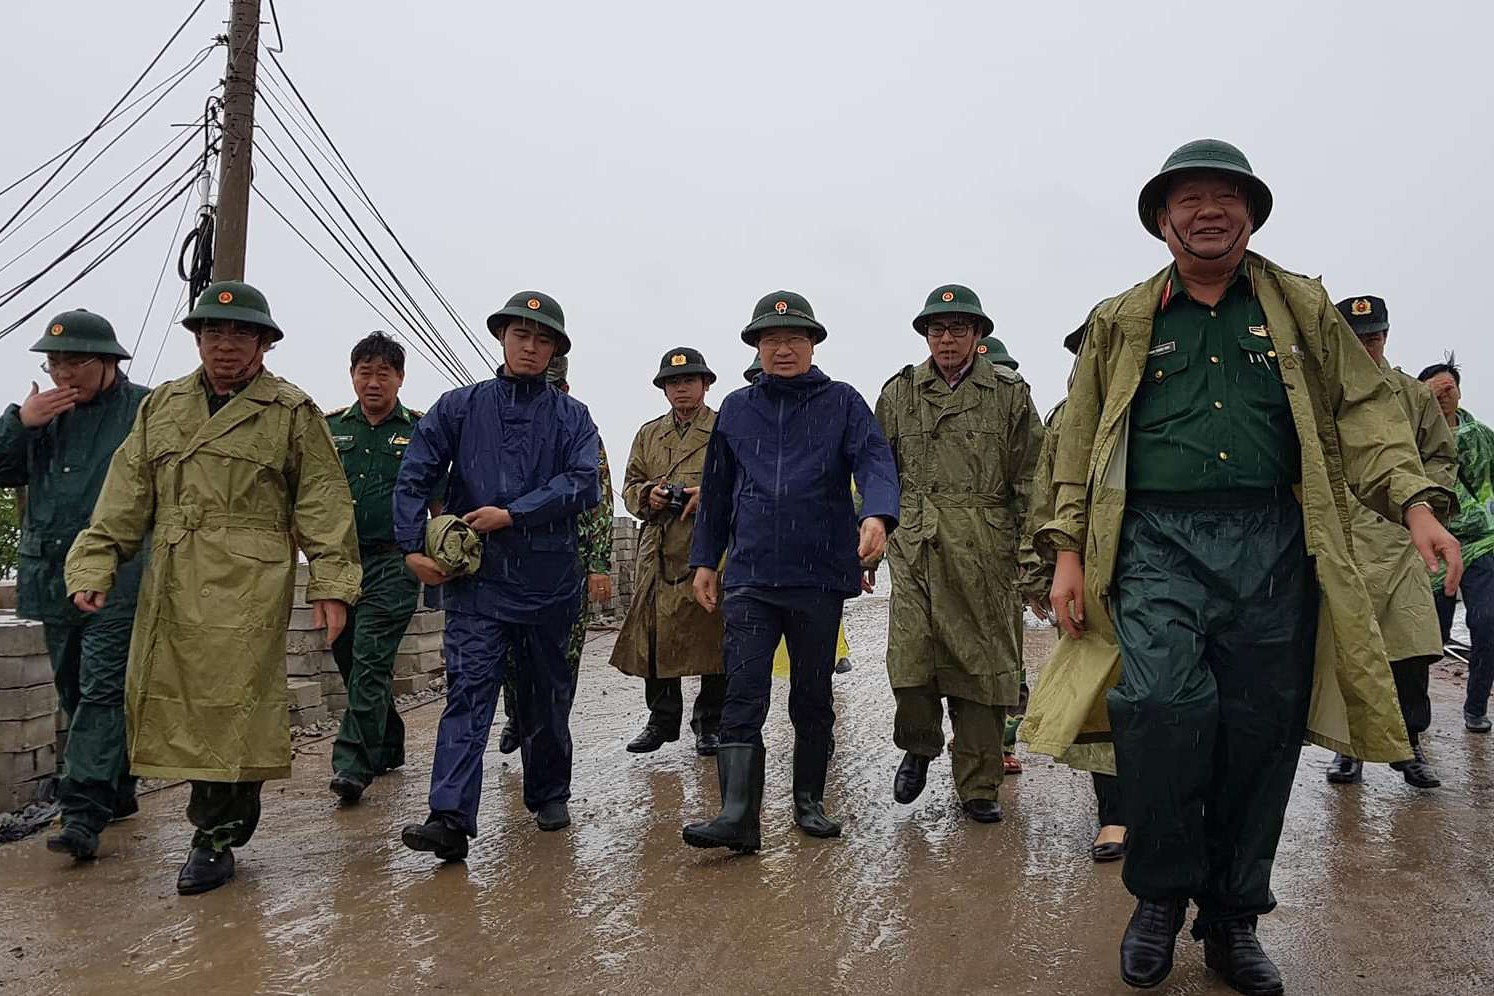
[1165,209,1242,262]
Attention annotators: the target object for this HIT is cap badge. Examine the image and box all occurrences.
[977,344,988,354]
[49,323,64,336]
[218,291,234,304]
[774,300,788,315]
[1249,325,1270,338]
[670,353,687,366]
[526,298,541,311]
[1351,299,1372,316]
[941,291,955,302]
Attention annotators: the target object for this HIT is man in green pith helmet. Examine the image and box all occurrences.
[0,310,148,862]
[1028,139,1461,993]
[744,355,762,383]
[66,280,361,896]
[1323,295,1456,789]
[494,354,614,756]
[875,284,1037,824]
[609,347,726,755]
[324,331,442,805]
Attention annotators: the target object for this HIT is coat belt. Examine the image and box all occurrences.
[156,506,289,534]
[905,492,1010,509]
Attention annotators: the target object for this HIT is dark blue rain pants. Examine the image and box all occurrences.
[1107,490,1317,937]
[718,586,843,750]
[428,609,576,836]
[1434,552,1494,721]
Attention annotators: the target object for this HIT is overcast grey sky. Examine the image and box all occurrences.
[3,0,1492,496]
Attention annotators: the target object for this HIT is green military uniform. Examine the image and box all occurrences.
[1023,142,1452,943]
[0,311,147,841]
[876,285,1037,808]
[65,282,361,880]
[325,401,426,788]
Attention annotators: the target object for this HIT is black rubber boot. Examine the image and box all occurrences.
[682,744,764,853]
[1119,897,1187,989]
[400,814,469,861]
[626,725,679,754]
[176,846,235,896]
[497,718,521,755]
[1324,753,1362,784]
[46,824,99,861]
[1203,918,1284,995]
[535,801,571,831]
[962,798,1003,823]
[694,730,721,757]
[329,773,367,805]
[893,751,932,804]
[1389,743,1441,789]
[792,736,842,838]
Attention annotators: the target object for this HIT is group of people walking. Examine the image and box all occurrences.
[6,136,1489,996]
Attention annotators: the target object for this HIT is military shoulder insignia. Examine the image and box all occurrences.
[1249,325,1271,337]
[774,300,788,314]
[671,353,687,366]
[408,408,425,419]
[218,291,234,304]
[941,291,955,302]
[1350,299,1372,316]
[976,343,988,354]
[526,298,541,310]
[325,405,349,418]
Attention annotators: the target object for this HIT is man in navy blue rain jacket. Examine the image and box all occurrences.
[393,291,600,860]
[682,290,899,853]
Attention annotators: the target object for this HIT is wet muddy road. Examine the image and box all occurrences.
[2,594,1491,995]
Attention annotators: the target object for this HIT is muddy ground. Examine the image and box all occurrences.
[1,593,1491,995]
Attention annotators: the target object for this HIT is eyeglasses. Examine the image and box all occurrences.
[40,355,100,374]
[198,326,262,344]
[759,334,812,350]
[925,323,975,340]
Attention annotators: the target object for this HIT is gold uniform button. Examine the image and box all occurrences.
[1210,310,1218,318]
[1210,355,1220,364]
[1267,350,1277,358]
[1154,370,1164,380]
[1213,401,1223,409]
[1219,451,1229,461]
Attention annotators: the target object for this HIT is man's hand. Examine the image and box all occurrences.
[858,517,888,566]
[463,506,513,534]
[72,590,107,613]
[311,599,348,648]
[588,572,613,604]
[693,567,720,613]
[648,483,670,512]
[19,382,79,429]
[682,486,701,518]
[1050,550,1086,639]
[405,553,451,587]
[1406,504,1464,595]
[1026,595,1054,623]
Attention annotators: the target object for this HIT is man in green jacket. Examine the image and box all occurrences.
[1324,296,1457,788]
[1038,140,1461,994]
[0,311,148,861]
[876,285,1037,823]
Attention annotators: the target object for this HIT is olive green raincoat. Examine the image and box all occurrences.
[875,358,1037,706]
[609,408,724,680]
[1021,254,1453,764]
[65,368,362,782]
[426,514,483,577]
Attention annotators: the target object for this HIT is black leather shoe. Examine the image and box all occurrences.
[497,719,521,755]
[963,798,1003,823]
[1390,743,1441,788]
[535,801,571,831]
[176,846,235,895]
[1091,829,1128,863]
[401,815,469,861]
[1325,754,1362,784]
[1119,897,1187,989]
[792,736,842,838]
[46,825,99,861]
[626,725,679,754]
[893,752,933,804]
[329,773,366,805]
[1466,712,1492,734]
[695,730,721,757]
[834,657,852,674]
[1203,919,1284,995]
[683,744,765,853]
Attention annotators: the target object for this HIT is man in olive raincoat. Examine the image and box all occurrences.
[1,310,148,861]
[1025,140,1460,994]
[66,281,361,896]
[609,347,727,756]
[1324,295,1456,789]
[875,285,1036,823]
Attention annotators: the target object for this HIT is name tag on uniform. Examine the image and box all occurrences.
[1148,341,1177,357]
[332,435,353,444]
[390,435,410,446]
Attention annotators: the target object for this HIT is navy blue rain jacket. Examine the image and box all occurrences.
[689,367,899,597]
[394,371,601,623]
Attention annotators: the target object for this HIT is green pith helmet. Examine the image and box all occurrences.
[740,290,826,346]
[486,290,570,356]
[182,280,283,341]
[652,346,717,388]
[1335,295,1390,336]
[975,336,1018,370]
[1137,138,1273,240]
[30,309,130,359]
[744,355,763,383]
[546,355,569,386]
[1063,321,1087,356]
[913,284,994,337]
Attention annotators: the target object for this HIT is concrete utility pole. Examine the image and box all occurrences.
[212,0,261,281]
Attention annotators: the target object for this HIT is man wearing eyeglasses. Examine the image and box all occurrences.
[66,281,361,895]
[682,291,898,852]
[875,286,1037,823]
[394,291,601,860]
[0,310,148,862]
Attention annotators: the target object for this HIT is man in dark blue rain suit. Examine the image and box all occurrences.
[682,290,899,853]
[393,291,600,861]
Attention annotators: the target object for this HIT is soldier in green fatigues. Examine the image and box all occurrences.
[0,311,148,861]
[1324,296,1457,789]
[324,332,430,804]
[875,285,1037,823]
